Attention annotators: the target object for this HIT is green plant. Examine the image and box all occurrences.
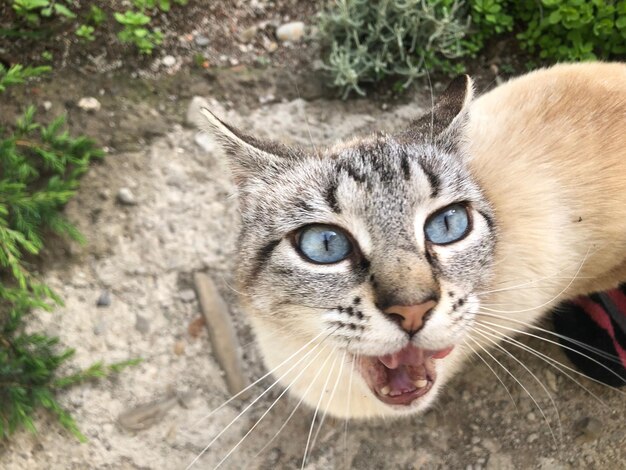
[0,64,51,93]
[0,64,137,440]
[515,0,626,60]
[12,0,75,24]
[86,5,106,26]
[319,0,471,97]
[75,24,95,41]
[133,0,189,12]
[114,10,164,54]
[467,0,513,51]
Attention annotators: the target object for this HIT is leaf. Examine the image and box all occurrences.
[548,10,562,25]
[53,4,76,18]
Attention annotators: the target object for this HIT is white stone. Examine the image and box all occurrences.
[78,97,101,112]
[117,187,137,205]
[276,21,305,43]
[162,55,177,67]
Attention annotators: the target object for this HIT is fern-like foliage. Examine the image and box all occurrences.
[0,64,136,441]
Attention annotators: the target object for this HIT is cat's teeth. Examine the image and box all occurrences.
[380,386,391,396]
[414,379,428,388]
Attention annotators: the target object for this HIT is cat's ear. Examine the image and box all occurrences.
[200,107,291,185]
[407,74,474,143]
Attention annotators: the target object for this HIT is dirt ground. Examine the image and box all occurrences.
[0,71,624,469]
[1,2,624,468]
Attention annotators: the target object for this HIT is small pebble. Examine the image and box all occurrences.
[173,340,185,356]
[162,55,176,67]
[96,290,111,307]
[471,436,481,445]
[188,315,205,338]
[78,97,101,112]
[43,100,52,111]
[135,314,150,334]
[276,21,305,43]
[574,417,602,444]
[194,35,209,46]
[263,39,278,52]
[527,433,539,443]
[239,25,258,43]
[179,289,197,303]
[117,187,137,205]
[93,319,106,335]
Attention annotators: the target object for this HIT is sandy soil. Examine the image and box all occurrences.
[0,92,624,470]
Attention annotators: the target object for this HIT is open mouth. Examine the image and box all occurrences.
[357,344,454,406]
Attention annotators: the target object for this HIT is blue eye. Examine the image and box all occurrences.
[424,204,470,244]
[298,225,352,264]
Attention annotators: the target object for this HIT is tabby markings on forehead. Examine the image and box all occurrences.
[324,180,341,214]
[418,161,441,198]
[337,161,367,184]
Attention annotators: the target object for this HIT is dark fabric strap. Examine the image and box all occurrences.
[598,291,626,333]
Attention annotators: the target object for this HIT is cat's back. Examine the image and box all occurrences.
[468,62,626,169]
[468,62,626,196]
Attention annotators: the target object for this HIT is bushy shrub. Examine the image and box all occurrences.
[0,65,137,440]
[320,0,626,96]
[516,0,626,60]
[319,0,472,97]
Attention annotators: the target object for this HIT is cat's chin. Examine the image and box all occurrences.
[356,344,454,408]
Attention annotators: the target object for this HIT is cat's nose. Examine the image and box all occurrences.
[383,300,437,335]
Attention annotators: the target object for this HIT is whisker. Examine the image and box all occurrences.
[476,317,626,385]
[252,347,337,458]
[219,273,252,297]
[476,247,593,298]
[186,332,331,469]
[425,67,434,145]
[301,353,339,469]
[309,349,348,455]
[476,311,622,364]
[463,340,518,411]
[294,80,319,156]
[344,353,356,470]
[190,330,327,430]
[478,248,589,317]
[467,333,560,446]
[213,344,331,469]
[474,324,616,405]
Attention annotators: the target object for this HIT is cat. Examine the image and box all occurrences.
[201,62,626,420]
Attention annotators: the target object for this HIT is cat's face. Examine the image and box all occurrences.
[204,77,497,417]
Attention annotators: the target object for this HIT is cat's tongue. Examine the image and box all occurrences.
[379,344,425,369]
[379,344,454,369]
